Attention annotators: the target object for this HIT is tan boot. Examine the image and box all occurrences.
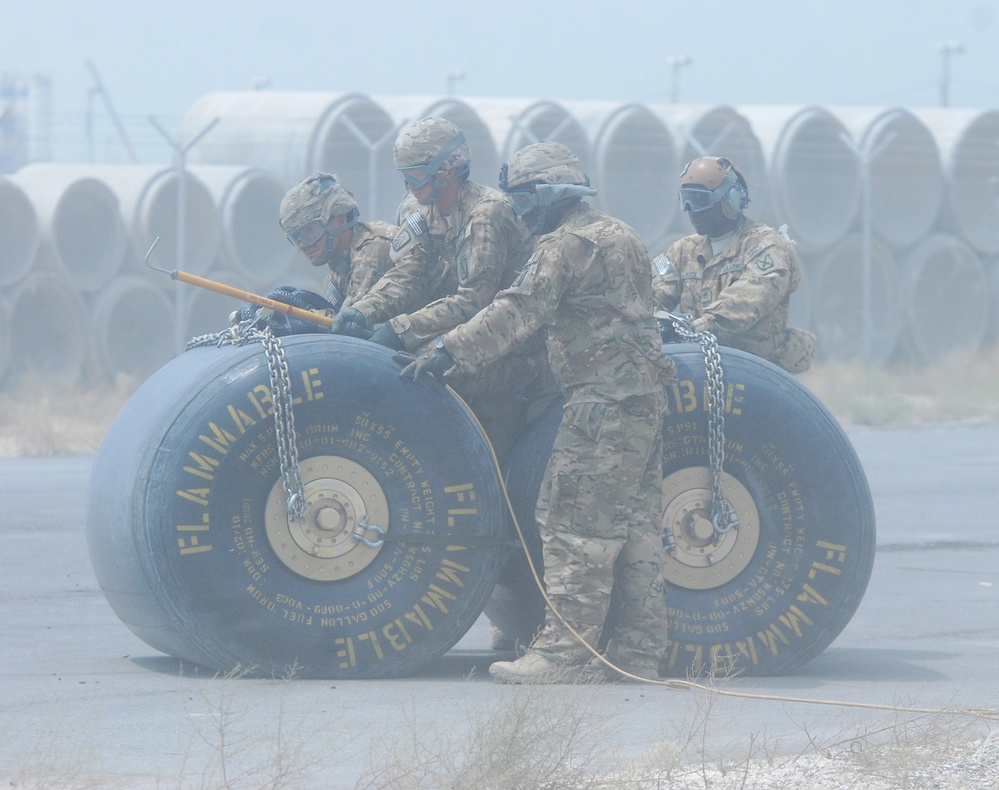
[489,651,603,685]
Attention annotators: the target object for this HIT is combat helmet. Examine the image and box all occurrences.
[279,173,359,265]
[499,141,597,234]
[678,156,749,218]
[393,117,471,203]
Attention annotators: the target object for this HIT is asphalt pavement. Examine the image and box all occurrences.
[2,424,998,788]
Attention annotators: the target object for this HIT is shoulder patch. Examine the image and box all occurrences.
[754,254,776,273]
[391,228,412,253]
[510,251,540,288]
[653,254,673,276]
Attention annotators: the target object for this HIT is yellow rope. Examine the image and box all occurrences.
[446,385,999,721]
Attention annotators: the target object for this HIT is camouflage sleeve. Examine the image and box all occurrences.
[442,241,567,375]
[341,225,396,310]
[692,240,793,335]
[651,251,680,312]
[345,240,441,325]
[403,213,512,343]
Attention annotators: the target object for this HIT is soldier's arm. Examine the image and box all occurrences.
[692,242,792,336]
[443,242,565,375]
[401,213,514,344]
[346,240,440,326]
[651,252,681,312]
[341,229,396,310]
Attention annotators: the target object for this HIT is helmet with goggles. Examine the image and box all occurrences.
[393,117,471,201]
[279,172,358,252]
[499,142,597,232]
[677,156,749,217]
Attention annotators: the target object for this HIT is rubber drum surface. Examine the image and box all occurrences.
[87,335,506,678]
[497,343,876,676]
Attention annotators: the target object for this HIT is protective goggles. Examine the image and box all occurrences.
[397,165,436,191]
[506,189,540,218]
[678,185,723,214]
[396,131,468,191]
[286,218,328,247]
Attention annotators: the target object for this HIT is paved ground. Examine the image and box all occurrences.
[2,424,998,788]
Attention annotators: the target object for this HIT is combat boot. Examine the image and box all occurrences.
[489,651,604,684]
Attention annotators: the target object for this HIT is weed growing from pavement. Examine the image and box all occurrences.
[352,676,998,790]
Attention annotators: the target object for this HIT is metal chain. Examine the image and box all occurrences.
[667,313,740,536]
[187,319,307,522]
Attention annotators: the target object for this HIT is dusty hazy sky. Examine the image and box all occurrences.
[1,0,997,161]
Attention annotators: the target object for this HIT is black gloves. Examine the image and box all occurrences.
[368,323,405,350]
[395,347,454,382]
[330,307,370,338]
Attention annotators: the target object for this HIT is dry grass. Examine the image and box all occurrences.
[0,373,137,457]
[800,345,999,427]
[3,347,999,458]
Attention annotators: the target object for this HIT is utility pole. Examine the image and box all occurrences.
[937,41,964,107]
[85,59,136,163]
[666,55,692,103]
[446,70,466,96]
[148,115,219,354]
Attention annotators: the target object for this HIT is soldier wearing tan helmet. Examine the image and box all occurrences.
[279,172,401,312]
[332,117,544,463]
[653,156,816,373]
[401,141,676,684]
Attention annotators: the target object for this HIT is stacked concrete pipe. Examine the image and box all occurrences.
[807,233,901,365]
[563,100,678,247]
[189,165,293,292]
[374,94,499,196]
[898,233,988,365]
[913,108,999,256]
[0,295,9,387]
[89,272,177,383]
[6,270,91,386]
[986,256,999,345]
[0,176,39,288]
[739,105,862,253]
[461,97,590,173]
[181,91,400,223]
[651,104,770,231]
[74,164,222,282]
[8,164,128,293]
[831,107,944,251]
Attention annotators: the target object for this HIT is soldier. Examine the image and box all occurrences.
[653,156,816,373]
[332,116,544,464]
[399,142,676,684]
[279,172,397,312]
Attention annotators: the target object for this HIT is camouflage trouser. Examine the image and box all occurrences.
[530,390,668,670]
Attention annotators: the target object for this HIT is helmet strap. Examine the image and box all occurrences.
[314,209,358,267]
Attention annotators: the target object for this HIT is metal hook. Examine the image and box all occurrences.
[143,236,178,279]
[353,521,385,548]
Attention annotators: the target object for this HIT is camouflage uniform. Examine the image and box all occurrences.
[350,182,544,461]
[652,216,815,373]
[279,172,402,312]
[442,201,676,674]
[323,220,398,310]
[348,183,534,346]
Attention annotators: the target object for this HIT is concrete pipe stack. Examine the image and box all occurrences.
[5,93,999,391]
